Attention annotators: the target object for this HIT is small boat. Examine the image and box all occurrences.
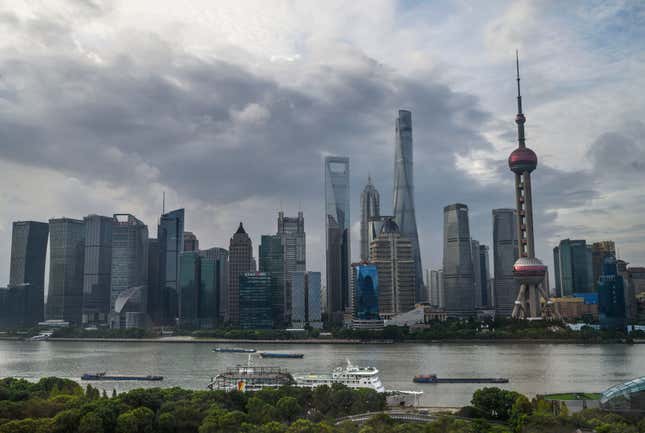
[259,352,304,359]
[413,374,509,384]
[213,347,256,353]
[81,372,163,381]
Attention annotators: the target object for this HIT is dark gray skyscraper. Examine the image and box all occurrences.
[47,218,85,324]
[110,214,148,327]
[324,156,351,324]
[158,208,184,324]
[82,215,113,326]
[478,244,491,307]
[360,176,380,262]
[9,221,49,326]
[471,239,482,308]
[393,110,424,302]
[442,204,475,317]
[200,247,228,324]
[228,223,253,325]
[277,211,305,319]
[493,208,518,316]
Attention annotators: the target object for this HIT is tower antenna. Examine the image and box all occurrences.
[162,191,165,215]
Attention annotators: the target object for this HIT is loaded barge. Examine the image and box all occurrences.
[81,372,163,381]
[413,374,508,384]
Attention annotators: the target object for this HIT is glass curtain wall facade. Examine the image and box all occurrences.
[597,256,626,330]
[493,208,519,316]
[239,272,273,329]
[259,235,286,325]
[360,177,380,261]
[277,211,305,322]
[82,215,113,325]
[199,248,228,324]
[157,208,184,324]
[442,204,475,317]
[592,241,616,289]
[393,110,424,302]
[47,218,85,324]
[199,256,219,329]
[179,252,200,328]
[355,264,379,320]
[324,156,351,324]
[228,223,253,325]
[553,239,594,296]
[479,245,491,307]
[9,221,49,326]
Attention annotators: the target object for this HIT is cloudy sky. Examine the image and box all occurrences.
[1,0,644,288]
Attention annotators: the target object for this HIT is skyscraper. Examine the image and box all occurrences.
[82,215,113,325]
[479,244,491,307]
[178,251,200,328]
[492,208,519,316]
[553,239,594,296]
[183,232,199,252]
[199,255,219,328]
[442,204,475,317]
[471,240,482,308]
[259,234,286,325]
[592,241,616,288]
[158,208,184,324]
[428,269,444,307]
[239,272,273,329]
[147,238,160,323]
[598,256,626,331]
[277,211,306,319]
[291,271,322,329]
[360,177,380,262]
[228,223,253,325]
[199,247,228,324]
[324,156,351,324]
[110,214,148,327]
[393,110,424,302]
[47,218,85,324]
[508,54,551,319]
[9,221,48,326]
[354,264,380,320]
[370,217,415,316]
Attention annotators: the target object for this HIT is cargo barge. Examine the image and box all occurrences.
[213,347,256,353]
[413,374,508,384]
[81,372,163,381]
[259,352,304,359]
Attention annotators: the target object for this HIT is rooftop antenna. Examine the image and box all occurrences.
[162,191,165,215]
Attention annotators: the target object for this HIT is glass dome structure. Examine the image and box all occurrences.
[600,376,645,414]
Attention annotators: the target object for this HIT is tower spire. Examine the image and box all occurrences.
[515,50,526,149]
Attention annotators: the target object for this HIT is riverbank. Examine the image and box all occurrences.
[2,336,643,344]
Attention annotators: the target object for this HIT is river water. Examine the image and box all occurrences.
[0,340,640,407]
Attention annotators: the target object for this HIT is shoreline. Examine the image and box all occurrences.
[1,336,642,344]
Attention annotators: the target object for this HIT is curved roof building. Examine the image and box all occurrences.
[601,376,645,415]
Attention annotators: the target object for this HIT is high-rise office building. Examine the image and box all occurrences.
[479,245,491,307]
[592,241,616,288]
[47,218,85,324]
[199,255,219,329]
[239,272,273,329]
[370,217,415,316]
[290,271,322,329]
[353,264,379,320]
[442,204,475,317]
[393,110,424,302]
[428,269,444,307]
[9,221,48,326]
[199,247,228,324]
[360,177,380,262]
[492,208,518,316]
[146,238,160,322]
[307,272,322,328]
[553,239,594,296]
[228,223,254,325]
[598,256,626,331]
[277,211,306,320]
[158,208,184,324]
[508,54,551,319]
[81,215,113,325]
[259,235,286,325]
[324,156,351,324]
[183,232,199,252]
[178,251,200,328]
[471,240,482,308]
[0,285,33,328]
[110,214,148,327]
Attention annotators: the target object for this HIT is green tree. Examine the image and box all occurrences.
[115,407,155,433]
[246,397,276,425]
[51,408,81,433]
[0,418,52,433]
[276,397,302,423]
[471,388,522,420]
[78,411,105,433]
[158,412,176,433]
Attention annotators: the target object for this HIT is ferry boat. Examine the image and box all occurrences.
[413,374,509,384]
[259,352,304,359]
[213,347,256,353]
[294,360,386,392]
[208,355,295,391]
[81,372,163,381]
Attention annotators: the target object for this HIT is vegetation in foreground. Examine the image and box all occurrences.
[0,378,643,433]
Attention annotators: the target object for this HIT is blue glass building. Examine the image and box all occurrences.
[239,272,273,329]
[355,264,379,320]
[597,256,626,331]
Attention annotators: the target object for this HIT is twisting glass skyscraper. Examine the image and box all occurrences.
[393,110,424,301]
[360,176,380,262]
[324,156,351,324]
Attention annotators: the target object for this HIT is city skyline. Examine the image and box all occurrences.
[1,1,645,291]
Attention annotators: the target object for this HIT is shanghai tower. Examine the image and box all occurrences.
[508,53,553,319]
[393,110,424,301]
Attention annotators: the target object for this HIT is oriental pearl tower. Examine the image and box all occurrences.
[509,53,553,319]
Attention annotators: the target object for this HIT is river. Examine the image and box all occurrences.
[0,340,640,407]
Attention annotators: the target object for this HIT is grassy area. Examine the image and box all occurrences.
[543,392,601,401]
